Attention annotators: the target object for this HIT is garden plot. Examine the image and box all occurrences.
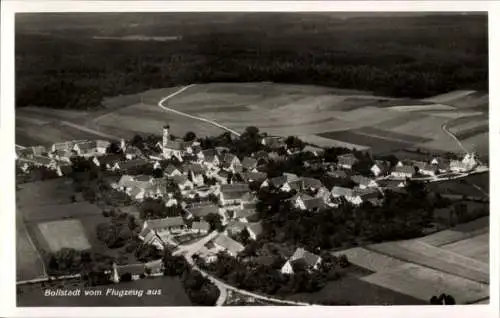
[367,240,489,283]
[332,247,407,273]
[361,263,489,304]
[37,219,92,252]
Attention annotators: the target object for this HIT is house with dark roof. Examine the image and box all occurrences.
[172,174,194,192]
[93,154,123,170]
[326,170,348,179]
[213,234,245,257]
[220,190,251,207]
[198,149,220,167]
[337,153,359,170]
[233,208,258,222]
[113,159,149,172]
[301,145,324,157]
[261,136,286,149]
[238,171,268,184]
[138,228,164,250]
[413,161,438,177]
[260,175,292,192]
[289,177,323,192]
[281,248,322,275]
[221,153,242,172]
[112,263,146,283]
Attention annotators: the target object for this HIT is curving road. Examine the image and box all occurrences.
[157,84,242,137]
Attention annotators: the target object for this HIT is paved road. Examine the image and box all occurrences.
[157,84,242,137]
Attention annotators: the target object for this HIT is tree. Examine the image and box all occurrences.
[152,168,163,179]
[285,136,305,151]
[204,213,224,232]
[106,142,122,154]
[184,131,197,142]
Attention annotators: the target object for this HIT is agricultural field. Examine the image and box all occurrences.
[16,179,75,209]
[361,263,488,304]
[441,233,489,264]
[16,212,46,281]
[37,219,92,252]
[366,240,489,284]
[17,276,192,306]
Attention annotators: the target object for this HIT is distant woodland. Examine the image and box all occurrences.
[15,13,488,109]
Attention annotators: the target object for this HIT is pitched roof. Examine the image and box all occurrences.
[201,149,217,161]
[118,159,149,170]
[115,263,145,276]
[145,216,185,229]
[240,192,257,203]
[338,153,358,166]
[302,145,324,153]
[290,193,314,202]
[99,154,123,165]
[283,172,300,182]
[351,175,375,187]
[262,136,286,149]
[393,165,415,174]
[75,141,96,151]
[327,170,348,179]
[165,164,181,174]
[242,157,258,169]
[353,187,381,200]
[192,221,210,232]
[186,203,219,217]
[288,248,321,267]
[32,145,47,156]
[268,176,287,188]
[303,197,326,210]
[220,183,250,193]
[32,156,52,166]
[183,163,204,174]
[118,175,135,188]
[226,220,247,232]
[213,234,245,255]
[377,179,406,189]
[172,174,189,185]
[135,174,152,182]
[52,141,77,152]
[234,208,257,219]
[222,190,250,200]
[246,222,263,237]
[331,186,354,197]
[239,171,267,183]
[165,140,186,151]
[96,140,111,149]
[222,153,238,164]
[129,187,144,198]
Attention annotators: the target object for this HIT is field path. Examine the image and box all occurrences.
[158,85,242,137]
[60,121,121,141]
[441,119,469,153]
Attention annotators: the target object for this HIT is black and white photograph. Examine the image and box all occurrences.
[1,1,498,317]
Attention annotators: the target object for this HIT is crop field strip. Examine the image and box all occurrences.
[352,126,433,144]
[17,179,75,208]
[389,116,448,139]
[423,90,477,104]
[16,213,47,281]
[387,104,457,112]
[298,134,371,151]
[454,124,489,141]
[417,227,489,247]
[366,240,489,284]
[332,247,407,273]
[21,202,103,223]
[361,263,489,304]
[440,233,489,264]
[374,112,429,130]
[38,219,92,252]
[426,179,487,198]
[317,130,412,154]
[287,276,426,305]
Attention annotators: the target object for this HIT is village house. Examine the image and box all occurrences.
[289,177,323,192]
[55,162,73,177]
[450,153,478,173]
[213,234,245,257]
[239,171,268,185]
[164,164,183,178]
[232,208,258,223]
[138,227,164,250]
[219,189,251,208]
[124,146,144,160]
[337,153,359,170]
[165,194,178,207]
[353,187,384,206]
[326,169,348,179]
[246,222,263,240]
[198,149,220,168]
[159,125,193,162]
[213,170,231,185]
[143,216,186,234]
[377,179,406,190]
[252,150,270,165]
[111,263,146,283]
[172,175,194,192]
[226,220,247,236]
[350,175,378,189]
[391,165,415,179]
[280,248,322,275]
[191,221,210,234]
[260,175,292,192]
[301,145,325,157]
[241,157,258,172]
[145,259,164,275]
[112,159,150,173]
[370,160,391,177]
[51,141,80,153]
[93,154,123,170]
[261,136,287,150]
[331,186,362,205]
[182,163,205,187]
[221,153,242,173]
[414,161,438,177]
[49,149,74,163]
[290,193,326,212]
[185,202,220,219]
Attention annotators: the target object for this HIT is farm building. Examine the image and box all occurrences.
[138,228,164,250]
[238,171,268,184]
[450,153,478,173]
[213,234,245,257]
[164,164,183,177]
[143,216,186,234]
[241,157,258,171]
[337,153,359,170]
[371,160,391,177]
[301,145,325,157]
[261,136,287,149]
[221,153,242,172]
[198,149,220,167]
[192,221,210,234]
[172,175,194,192]
[112,263,145,283]
[289,177,323,192]
[281,248,322,275]
[391,165,415,179]
[351,175,378,189]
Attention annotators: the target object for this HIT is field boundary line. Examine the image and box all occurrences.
[158,84,242,137]
[19,216,48,280]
